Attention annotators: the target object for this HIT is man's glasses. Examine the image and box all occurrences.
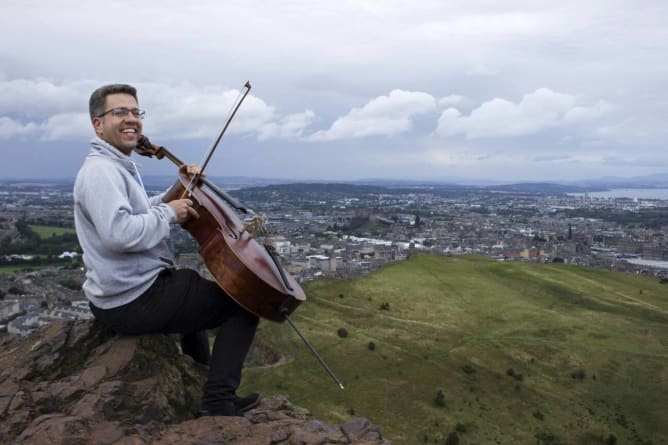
[97,107,146,119]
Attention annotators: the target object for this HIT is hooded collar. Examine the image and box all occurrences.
[89,136,143,173]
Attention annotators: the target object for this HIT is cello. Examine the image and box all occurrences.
[135,82,343,389]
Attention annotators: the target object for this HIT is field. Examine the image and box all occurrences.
[28,225,76,239]
[241,253,668,445]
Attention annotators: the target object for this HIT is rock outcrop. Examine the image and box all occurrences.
[0,320,390,444]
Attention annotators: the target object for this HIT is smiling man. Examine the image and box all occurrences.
[73,84,261,417]
[91,89,144,155]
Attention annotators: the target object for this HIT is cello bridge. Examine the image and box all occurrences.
[240,216,265,238]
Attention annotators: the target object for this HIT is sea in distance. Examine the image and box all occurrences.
[571,188,668,200]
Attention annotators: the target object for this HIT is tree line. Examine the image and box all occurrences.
[1,219,81,257]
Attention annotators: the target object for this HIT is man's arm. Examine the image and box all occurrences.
[77,161,175,252]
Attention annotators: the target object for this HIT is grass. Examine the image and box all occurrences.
[28,225,76,239]
[240,253,668,445]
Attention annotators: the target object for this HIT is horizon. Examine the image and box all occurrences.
[2,171,668,189]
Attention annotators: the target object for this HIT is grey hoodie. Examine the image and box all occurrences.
[73,136,177,309]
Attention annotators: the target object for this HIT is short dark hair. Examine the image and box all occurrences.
[89,84,138,120]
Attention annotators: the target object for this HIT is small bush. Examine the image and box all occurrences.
[533,410,545,421]
[506,368,523,381]
[338,293,344,299]
[535,431,561,444]
[434,389,445,407]
[445,431,460,445]
[455,422,468,433]
[462,365,476,375]
[337,328,349,338]
[367,342,376,351]
[570,369,586,380]
[379,302,390,311]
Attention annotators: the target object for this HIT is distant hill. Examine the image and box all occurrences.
[3,172,668,195]
[570,173,668,189]
[244,254,668,445]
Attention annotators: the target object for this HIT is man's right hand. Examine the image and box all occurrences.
[167,199,200,224]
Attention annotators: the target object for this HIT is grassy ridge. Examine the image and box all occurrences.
[241,253,668,444]
[28,225,76,239]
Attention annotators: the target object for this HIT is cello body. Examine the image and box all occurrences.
[164,170,306,322]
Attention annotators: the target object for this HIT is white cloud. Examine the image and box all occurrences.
[0,117,39,139]
[39,112,91,141]
[141,85,317,143]
[0,79,95,117]
[436,88,613,139]
[438,95,469,108]
[258,110,316,141]
[0,79,317,143]
[308,89,437,141]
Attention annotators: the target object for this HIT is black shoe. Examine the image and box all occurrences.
[235,393,262,413]
[198,400,239,417]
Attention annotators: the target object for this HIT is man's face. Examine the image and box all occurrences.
[92,93,143,155]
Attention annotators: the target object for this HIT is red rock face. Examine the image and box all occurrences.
[0,320,390,444]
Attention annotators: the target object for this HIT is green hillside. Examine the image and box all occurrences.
[240,253,668,445]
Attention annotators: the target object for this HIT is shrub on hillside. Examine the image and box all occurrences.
[367,341,376,351]
[337,328,348,338]
[379,302,390,311]
[535,431,561,444]
[506,368,523,381]
[461,365,476,375]
[570,369,586,380]
[433,389,445,407]
[455,422,468,433]
[445,431,459,445]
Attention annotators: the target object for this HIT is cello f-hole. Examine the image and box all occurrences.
[217,227,238,240]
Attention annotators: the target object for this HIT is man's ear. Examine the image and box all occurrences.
[92,117,103,136]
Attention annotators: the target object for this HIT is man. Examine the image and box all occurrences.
[73,83,260,417]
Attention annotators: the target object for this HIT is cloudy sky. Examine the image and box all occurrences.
[1,0,666,183]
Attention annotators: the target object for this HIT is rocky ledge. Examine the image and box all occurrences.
[0,320,390,444]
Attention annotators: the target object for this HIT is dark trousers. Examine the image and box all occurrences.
[90,268,259,409]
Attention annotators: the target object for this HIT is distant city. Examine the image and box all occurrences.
[1,176,667,335]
